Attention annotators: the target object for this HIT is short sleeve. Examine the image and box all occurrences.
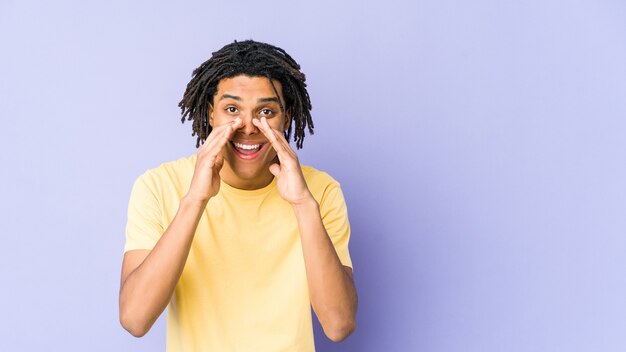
[124,173,164,252]
[319,181,353,270]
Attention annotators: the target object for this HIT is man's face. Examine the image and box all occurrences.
[209,75,290,188]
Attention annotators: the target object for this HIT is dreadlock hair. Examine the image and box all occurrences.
[179,40,314,149]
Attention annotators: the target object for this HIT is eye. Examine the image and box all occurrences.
[225,106,238,113]
[259,108,274,117]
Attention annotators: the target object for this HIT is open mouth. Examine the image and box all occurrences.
[231,141,265,160]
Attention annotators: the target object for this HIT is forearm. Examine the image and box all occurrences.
[293,198,357,342]
[119,195,207,336]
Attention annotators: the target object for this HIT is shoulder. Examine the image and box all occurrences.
[301,165,343,200]
[301,166,350,221]
[301,165,340,187]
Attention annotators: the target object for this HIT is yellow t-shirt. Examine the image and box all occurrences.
[124,154,352,352]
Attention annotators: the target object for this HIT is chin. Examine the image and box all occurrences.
[225,156,269,179]
[233,164,266,180]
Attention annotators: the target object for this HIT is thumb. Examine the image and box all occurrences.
[269,163,281,177]
[214,155,224,171]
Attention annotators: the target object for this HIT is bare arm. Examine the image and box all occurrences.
[294,199,358,342]
[119,118,242,337]
[253,117,358,342]
[119,196,208,337]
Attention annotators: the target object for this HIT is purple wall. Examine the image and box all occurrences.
[2,0,625,351]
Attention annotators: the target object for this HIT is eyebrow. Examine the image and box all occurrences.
[219,94,281,104]
[257,97,280,104]
[219,94,242,101]
[218,95,280,103]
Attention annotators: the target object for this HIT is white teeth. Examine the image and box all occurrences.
[233,142,261,150]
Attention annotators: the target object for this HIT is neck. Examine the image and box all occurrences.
[219,162,275,190]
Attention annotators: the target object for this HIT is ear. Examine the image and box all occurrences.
[208,103,215,127]
[283,109,292,132]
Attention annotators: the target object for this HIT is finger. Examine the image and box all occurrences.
[213,118,242,154]
[224,118,242,140]
[252,117,274,142]
[212,125,234,156]
[254,117,289,156]
[201,124,231,154]
[252,118,300,170]
[216,117,242,129]
[202,118,242,148]
[204,117,243,152]
[199,131,233,170]
[262,118,299,165]
[269,163,281,177]
[263,117,292,149]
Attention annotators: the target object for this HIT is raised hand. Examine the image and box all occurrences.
[252,117,314,206]
[186,117,242,203]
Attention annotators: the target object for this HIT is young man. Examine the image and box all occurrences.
[119,40,357,351]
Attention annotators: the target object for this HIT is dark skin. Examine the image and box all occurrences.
[119,75,357,341]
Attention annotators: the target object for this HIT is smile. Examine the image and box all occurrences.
[231,141,265,160]
[233,142,262,150]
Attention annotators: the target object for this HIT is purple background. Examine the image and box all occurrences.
[1,0,625,351]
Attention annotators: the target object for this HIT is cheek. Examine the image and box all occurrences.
[269,117,288,131]
[264,144,278,159]
[212,113,236,125]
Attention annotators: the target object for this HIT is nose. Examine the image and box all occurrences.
[237,114,259,135]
